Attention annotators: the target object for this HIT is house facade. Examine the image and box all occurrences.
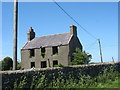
[21,25,82,69]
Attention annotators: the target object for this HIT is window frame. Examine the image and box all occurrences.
[52,46,58,55]
[41,47,46,58]
[29,49,35,58]
[53,60,58,66]
[41,61,47,68]
[31,62,35,68]
[41,47,45,53]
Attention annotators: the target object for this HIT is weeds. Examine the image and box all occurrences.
[13,66,119,88]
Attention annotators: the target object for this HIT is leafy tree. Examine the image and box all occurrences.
[2,57,13,71]
[1,57,21,71]
[70,48,92,65]
[17,62,21,70]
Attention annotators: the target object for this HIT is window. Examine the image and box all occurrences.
[53,60,58,66]
[52,46,58,55]
[30,49,34,57]
[41,47,45,58]
[41,47,45,53]
[41,61,47,68]
[31,62,35,68]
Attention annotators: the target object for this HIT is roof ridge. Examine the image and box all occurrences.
[35,32,70,39]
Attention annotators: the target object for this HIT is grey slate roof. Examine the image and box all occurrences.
[22,32,72,50]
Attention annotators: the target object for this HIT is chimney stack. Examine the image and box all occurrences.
[27,27,35,41]
[70,25,77,36]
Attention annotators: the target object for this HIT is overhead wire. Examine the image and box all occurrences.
[85,39,98,51]
[52,0,97,40]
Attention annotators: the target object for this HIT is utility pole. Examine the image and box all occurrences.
[13,0,18,70]
[112,57,114,62]
[98,39,103,63]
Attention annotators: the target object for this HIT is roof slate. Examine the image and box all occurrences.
[22,32,72,49]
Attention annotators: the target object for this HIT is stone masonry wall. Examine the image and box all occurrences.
[0,62,120,88]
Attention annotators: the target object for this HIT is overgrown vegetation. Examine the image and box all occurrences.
[13,66,119,88]
[70,48,92,65]
[41,52,45,58]
[53,63,63,67]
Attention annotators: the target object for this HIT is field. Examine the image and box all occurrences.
[13,66,120,88]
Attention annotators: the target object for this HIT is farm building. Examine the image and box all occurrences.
[21,25,82,69]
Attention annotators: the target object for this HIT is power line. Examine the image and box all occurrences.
[52,0,106,63]
[52,0,97,40]
[85,39,98,51]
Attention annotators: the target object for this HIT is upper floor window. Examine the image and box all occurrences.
[52,46,58,55]
[41,47,45,53]
[41,47,45,58]
[30,49,34,58]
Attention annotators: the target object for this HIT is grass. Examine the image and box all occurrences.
[13,66,120,88]
[89,76,119,88]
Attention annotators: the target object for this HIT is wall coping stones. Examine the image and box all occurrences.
[0,62,119,75]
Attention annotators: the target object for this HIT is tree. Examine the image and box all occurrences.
[1,57,21,71]
[17,62,21,70]
[70,48,92,65]
[2,57,13,71]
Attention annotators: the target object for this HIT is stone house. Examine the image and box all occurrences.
[21,25,82,69]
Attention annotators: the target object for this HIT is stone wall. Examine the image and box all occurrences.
[21,45,69,69]
[1,62,120,88]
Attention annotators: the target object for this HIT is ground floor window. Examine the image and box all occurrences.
[53,60,58,66]
[31,62,35,68]
[41,61,47,68]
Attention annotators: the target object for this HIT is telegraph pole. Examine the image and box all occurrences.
[112,57,114,62]
[98,39,103,63]
[13,0,18,70]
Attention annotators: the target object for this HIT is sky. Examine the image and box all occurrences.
[1,2,118,63]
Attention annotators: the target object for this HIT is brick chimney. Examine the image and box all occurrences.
[70,25,77,36]
[27,27,35,41]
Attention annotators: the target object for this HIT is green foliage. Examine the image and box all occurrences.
[1,57,21,71]
[41,52,45,58]
[35,75,48,88]
[2,57,13,71]
[53,64,63,67]
[13,65,119,88]
[30,56,34,58]
[70,48,92,65]
[14,76,27,88]
[17,62,21,70]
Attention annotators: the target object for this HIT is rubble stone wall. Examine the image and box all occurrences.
[1,62,120,88]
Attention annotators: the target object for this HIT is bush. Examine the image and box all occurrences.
[17,62,21,70]
[1,57,21,71]
[2,57,13,71]
[70,48,92,65]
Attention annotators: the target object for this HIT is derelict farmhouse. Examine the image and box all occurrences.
[21,25,82,69]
